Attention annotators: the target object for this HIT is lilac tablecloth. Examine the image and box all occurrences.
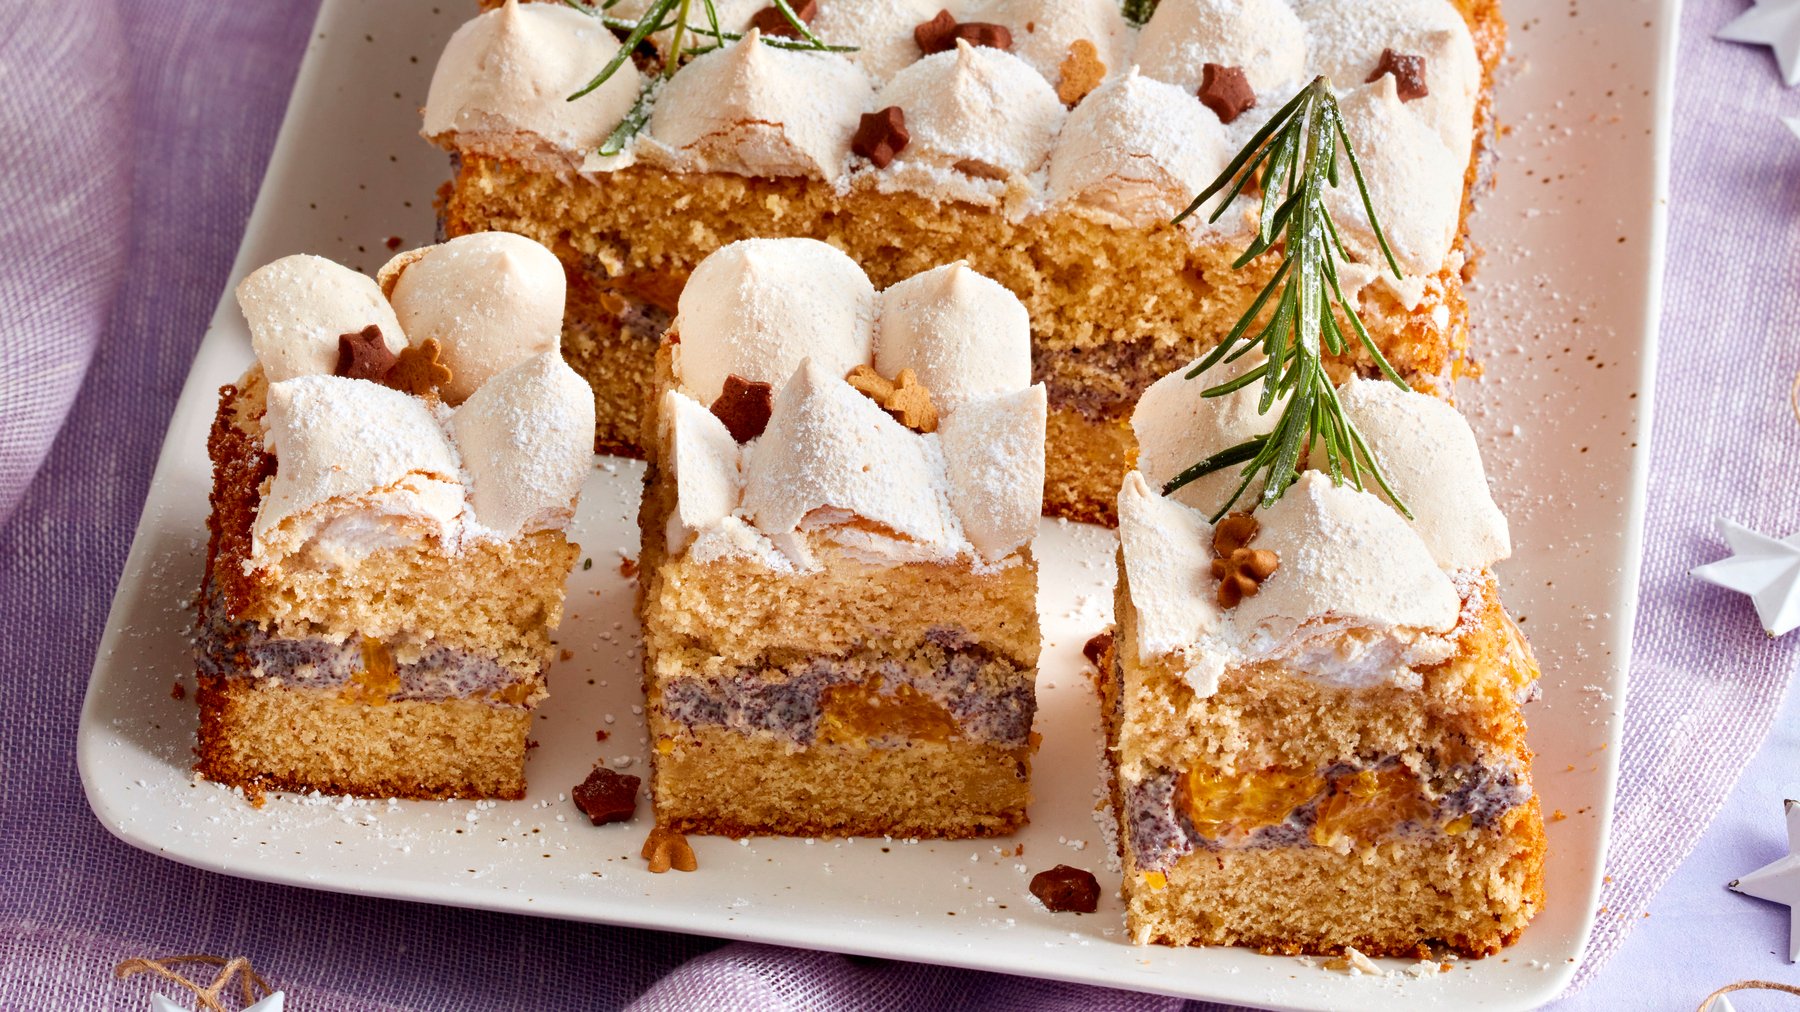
[4,0,1799,1008]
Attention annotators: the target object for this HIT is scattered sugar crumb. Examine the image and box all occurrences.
[1323,948,1384,977]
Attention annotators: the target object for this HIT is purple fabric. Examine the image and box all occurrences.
[2,0,1798,1008]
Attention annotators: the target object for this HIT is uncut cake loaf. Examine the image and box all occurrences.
[638,237,1044,838]
[196,232,593,799]
[423,0,1502,523]
[1098,352,1545,955]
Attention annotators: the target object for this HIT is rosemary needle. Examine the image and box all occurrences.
[562,0,853,103]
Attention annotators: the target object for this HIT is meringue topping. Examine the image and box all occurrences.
[741,358,958,567]
[1047,69,1229,226]
[1116,469,1227,688]
[1131,348,1286,515]
[1118,469,1460,696]
[870,39,1066,198]
[938,385,1047,562]
[1325,74,1464,304]
[1330,377,1510,571]
[450,351,595,539]
[1134,0,1308,98]
[422,0,641,166]
[236,255,406,384]
[661,389,745,555]
[252,375,464,568]
[811,0,948,85]
[644,30,874,180]
[1291,0,1480,160]
[1231,472,1459,652]
[672,237,875,405]
[668,238,1044,570]
[382,231,567,404]
[978,0,1135,92]
[874,260,1031,411]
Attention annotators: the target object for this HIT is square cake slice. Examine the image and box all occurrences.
[424,0,1504,523]
[1100,357,1545,955]
[196,235,594,799]
[638,237,1045,838]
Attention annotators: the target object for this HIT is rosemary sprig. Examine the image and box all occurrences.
[597,80,658,157]
[1164,76,1412,522]
[563,0,853,103]
[1120,0,1158,27]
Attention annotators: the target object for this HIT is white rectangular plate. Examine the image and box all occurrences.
[78,2,1672,1008]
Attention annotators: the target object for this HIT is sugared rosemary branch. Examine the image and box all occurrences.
[1164,76,1411,522]
[1120,0,1158,28]
[563,0,852,102]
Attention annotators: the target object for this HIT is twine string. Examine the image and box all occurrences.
[115,954,273,1012]
[1698,979,1800,1010]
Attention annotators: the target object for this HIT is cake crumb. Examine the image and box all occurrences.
[618,554,639,578]
[643,826,697,873]
[170,681,186,701]
[1323,947,1384,976]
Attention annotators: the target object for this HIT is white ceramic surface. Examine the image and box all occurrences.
[76,1,1674,1008]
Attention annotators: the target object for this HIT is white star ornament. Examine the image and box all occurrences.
[1690,519,1800,637]
[1729,799,1800,961]
[150,993,284,1012]
[1719,0,1800,87]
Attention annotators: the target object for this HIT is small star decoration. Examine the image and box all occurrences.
[1718,0,1800,87]
[1729,800,1800,961]
[1691,519,1800,637]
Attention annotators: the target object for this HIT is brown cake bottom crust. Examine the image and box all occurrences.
[652,727,1031,840]
[195,676,530,800]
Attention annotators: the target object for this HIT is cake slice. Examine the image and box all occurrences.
[424,0,1504,523]
[1099,356,1545,955]
[638,237,1045,838]
[196,233,594,799]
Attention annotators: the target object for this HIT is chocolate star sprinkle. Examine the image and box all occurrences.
[748,0,817,39]
[852,106,910,168]
[1367,48,1429,101]
[334,325,398,381]
[1198,63,1256,124]
[711,374,775,443]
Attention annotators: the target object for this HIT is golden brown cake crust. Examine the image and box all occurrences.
[195,676,529,800]
[204,378,275,621]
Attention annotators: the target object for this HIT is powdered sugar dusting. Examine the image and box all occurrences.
[672,239,1044,569]
[874,40,1067,183]
[643,30,873,181]
[450,351,595,540]
[236,255,406,383]
[674,238,876,405]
